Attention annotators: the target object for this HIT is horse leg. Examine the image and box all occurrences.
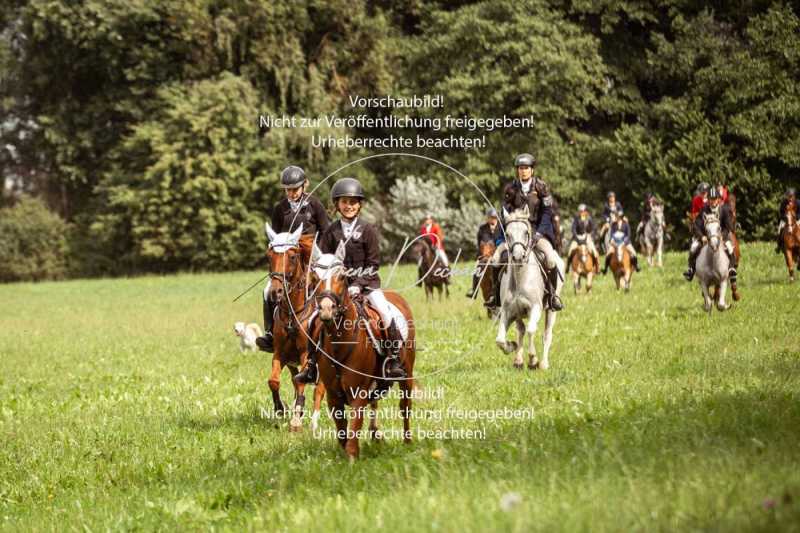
[268,357,285,417]
[786,249,795,281]
[288,366,305,432]
[586,271,593,293]
[573,271,579,294]
[368,400,382,441]
[399,375,413,444]
[495,306,516,354]
[512,319,525,369]
[526,304,543,370]
[344,397,368,460]
[717,279,730,311]
[310,382,326,434]
[700,283,712,313]
[327,395,347,450]
[657,238,663,268]
[540,309,557,370]
[646,243,653,267]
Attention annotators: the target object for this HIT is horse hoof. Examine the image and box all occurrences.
[528,362,539,370]
[732,292,741,301]
[513,362,524,370]
[289,417,303,432]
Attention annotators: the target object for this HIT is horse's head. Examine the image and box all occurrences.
[652,204,664,226]
[705,218,721,251]
[310,241,348,323]
[502,206,532,263]
[265,223,304,303]
[478,240,496,261]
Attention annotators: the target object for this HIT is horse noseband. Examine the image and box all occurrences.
[316,289,346,317]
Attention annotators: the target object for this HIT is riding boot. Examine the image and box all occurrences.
[487,265,502,308]
[466,271,479,298]
[255,299,275,353]
[547,268,564,311]
[293,330,319,384]
[602,255,611,275]
[632,255,641,272]
[776,232,783,254]
[727,250,738,284]
[683,250,698,281]
[383,320,407,379]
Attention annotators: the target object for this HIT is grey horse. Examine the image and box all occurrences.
[495,207,560,370]
[695,216,731,312]
[641,203,665,267]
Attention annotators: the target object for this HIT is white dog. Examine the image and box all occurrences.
[233,322,263,353]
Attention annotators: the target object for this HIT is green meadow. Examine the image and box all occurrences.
[1,242,798,531]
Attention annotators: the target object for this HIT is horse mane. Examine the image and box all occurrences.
[505,208,530,223]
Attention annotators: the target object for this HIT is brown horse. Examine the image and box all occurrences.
[569,240,596,294]
[477,241,496,317]
[310,243,416,460]
[414,238,450,301]
[608,235,633,292]
[782,202,800,281]
[264,224,326,432]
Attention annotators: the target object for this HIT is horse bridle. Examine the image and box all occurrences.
[311,259,348,317]
[505,218,533,262]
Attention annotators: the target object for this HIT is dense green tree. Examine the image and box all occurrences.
[0,196,68,282]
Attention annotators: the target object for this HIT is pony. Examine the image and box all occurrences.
[413,237,450,301]
[609,230,633,292]
[782,201,800,281]
[476,240,496,317]
[495,206,558,370]
[640,203,665,267]
[569,234,595,294]
[264,223,326,432]
[695,216,732,312]
[309,242,416,460]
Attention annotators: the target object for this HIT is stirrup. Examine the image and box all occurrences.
[549,295,564,311]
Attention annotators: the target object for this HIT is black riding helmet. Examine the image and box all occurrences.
[330,177,366,202]
[280,166,306,188]
[708,187,721,200]
[514,153,536,167]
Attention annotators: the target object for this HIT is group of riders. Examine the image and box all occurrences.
[251,156,796,382]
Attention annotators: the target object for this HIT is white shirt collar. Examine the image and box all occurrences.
[341,217,358,239]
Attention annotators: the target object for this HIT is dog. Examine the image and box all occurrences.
[233,322,263,353]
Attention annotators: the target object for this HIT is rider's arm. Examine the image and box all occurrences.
[355,225,381,291]
[270,201,284,233]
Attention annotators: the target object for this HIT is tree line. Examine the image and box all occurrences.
[1,0,798,281]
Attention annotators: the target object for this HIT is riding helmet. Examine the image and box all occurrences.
[280,166,306,188]
[700,182,710,193]
[578,203,587,212]
[708,187,721,200]
[787,188,796,197]
[514,153,536,167]
[330,177,366,202]
[607,191,616,199]
[486,207,498,217]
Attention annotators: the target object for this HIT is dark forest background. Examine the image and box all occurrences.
[1,0,798,280]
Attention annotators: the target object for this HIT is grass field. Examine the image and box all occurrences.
[1,242,799,531]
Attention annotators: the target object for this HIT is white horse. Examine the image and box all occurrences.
[641,203,665,267]
[495,207,559,370]
[696,216,730,313]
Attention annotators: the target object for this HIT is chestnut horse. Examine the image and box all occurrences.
[309,242,416,460]
[264,224,325,432]
[609,231,633,292]
[414,238,450,301]
[569,237,596,294]
[782,202,800,281]
[477,240,496,317]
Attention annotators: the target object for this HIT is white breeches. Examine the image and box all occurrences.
[367,289,408,340]
[607,243,637,257]
[568,236,598,257]
[436,248,450,266]
[691,237,733,254]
